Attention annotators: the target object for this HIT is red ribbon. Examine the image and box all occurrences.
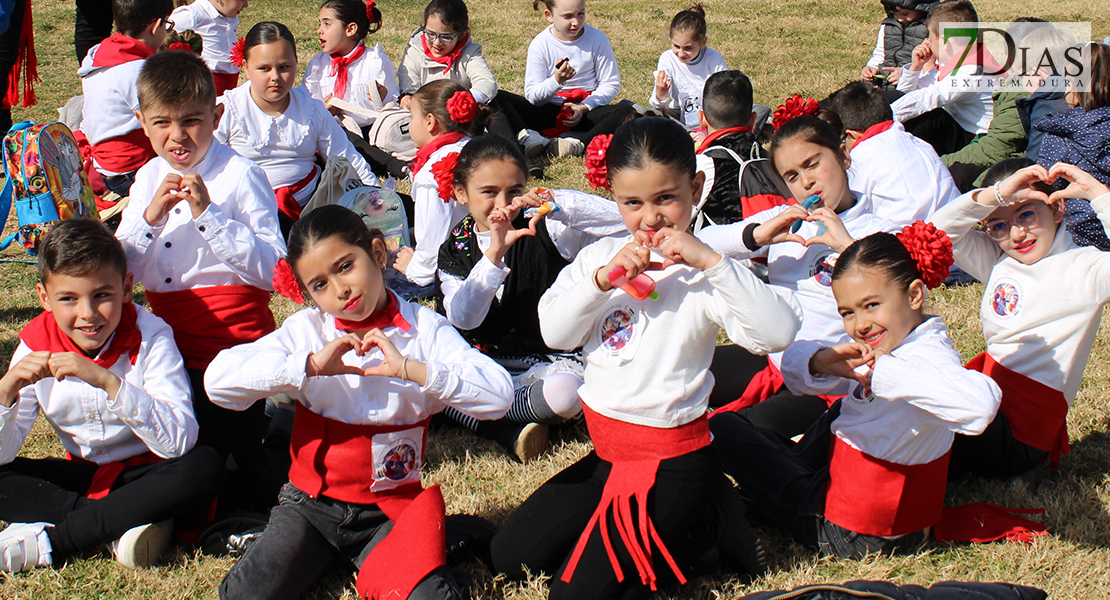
[695,125,752,154]
[329,42,367,100]
[411,131,465,174]
[334,291,412,332]
[3,0,37,109]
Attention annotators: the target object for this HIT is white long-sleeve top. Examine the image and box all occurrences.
[115,141,286,293]
[848,121,958,225]
[893,64,995,134]
[439,189,626,330]
[929,191,1110,403]
[77,48,144,149]
[524,25,620,110]
[396,32,497,103]
[204,294,512,426]
[171,0,238,75]
[648,48,728,128]
[698,201,899,367]
[302,42,400,128]
[216,84,378,203]
[865,27,886,69]
[0,306,197,465]
[406,136,472,287]
[782,317,1000,465]
[538,235,802,427]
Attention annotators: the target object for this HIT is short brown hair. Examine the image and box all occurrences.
[137,50,216,112]
[1075,43,1110,112]
[926,0,978,34]
[38,219,128,285]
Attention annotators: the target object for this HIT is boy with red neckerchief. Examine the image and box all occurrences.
[0,220,222,574]
[77,0,173,198]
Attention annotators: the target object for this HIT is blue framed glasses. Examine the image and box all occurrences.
[423,29,460,45]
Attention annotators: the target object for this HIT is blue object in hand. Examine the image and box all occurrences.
[790,194,821,233]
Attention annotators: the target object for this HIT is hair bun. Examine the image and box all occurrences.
[896,221,954,289]
[771,94,820,132]
[273,259,305,304]
[584,134,613,192]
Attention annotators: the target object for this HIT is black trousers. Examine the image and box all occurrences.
[902,107,976,157]
[74,0,113,64]
[347,128,411,180]
[0,446,223,559]
[495,91,637,145]
[949,411,1048,480]
[490,447,723,600]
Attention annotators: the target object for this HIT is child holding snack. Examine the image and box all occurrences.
[172,0,248,96]
[649,4,727,135]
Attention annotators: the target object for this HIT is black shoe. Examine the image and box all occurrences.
[445,514,498,569]
[198,512,269,557]
[714,480,768,577]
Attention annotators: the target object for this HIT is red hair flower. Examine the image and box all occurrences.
[168,42,193,53]
[583,134,612,192]
[273,259,305,304]
[771,94,820,132]
[230,37,246,68]
[896,220,954,289]
[432,152,460,203]
[446,91,477,124]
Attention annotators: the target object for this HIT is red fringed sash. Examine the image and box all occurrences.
[3,0,37,109]
[65,450,161,499]
[144,285,275,369]
[274,166,318,222]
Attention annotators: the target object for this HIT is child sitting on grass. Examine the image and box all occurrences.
[861,0,935,91]
[0,220,222,574]
[171,0,248,96]
[648,4,727,137]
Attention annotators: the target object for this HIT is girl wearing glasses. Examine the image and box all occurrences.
[397,0,497,113]
[930,159,1110,479]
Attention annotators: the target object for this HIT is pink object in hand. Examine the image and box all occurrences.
[608,267,659,301]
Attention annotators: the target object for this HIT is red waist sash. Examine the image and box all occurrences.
[824,436,949,537]
[965,352,1069,466]
[561,403,711,591]
[91,128,156,174]
[65,450,161,500]
[274,166,318,222]
[289,405,445,600]
[144,285,276,369]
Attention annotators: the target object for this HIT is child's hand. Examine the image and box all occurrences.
[654,70,672,100]
[643,227,721,271]
[306,334,372,377]
[48,352,122,399]
[752,205,809,247]
[809,342,875,388]
[883,66,901,84]
[146,174,187,225]
[179,174,212,220]
[910,38,934,71]
[554,58,576,85]
[0,351,52,407]
[594,242,659,292]
[861,66,878,81]
[563,103,588,127]
[803,208,855,252]
[982,164,1052,207]
[486,206,539,265]
[511,188,549,211]
[393,246,414,274]
[1048,162,1110,203]
[323,94,344,117]
[359,329,427,386]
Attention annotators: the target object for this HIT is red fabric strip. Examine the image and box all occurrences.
[334,290,412,332]
[274,165,319,222]
[3,0,37,109]
[695,126,753,154]
[91,128,156,174]
[20,303,142,368]
[329,43,367,100]
[539,89,591,137]
[420,33,469,72]
[90,33,155,68]
[412,131,466,174]
[212,72,239,97]
[355,486,447,600]
[934,502,1048,544]
[715,358,842,414]
[851,120,894,147]
[824,436,949,537]
[144,286,275,370]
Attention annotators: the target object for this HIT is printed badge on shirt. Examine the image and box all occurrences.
[597,304,643,365]
[986,274,1025,320]
[370,427,424,491]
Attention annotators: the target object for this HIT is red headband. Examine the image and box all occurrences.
[584,134,613,192]
[446,90,477,123]
[273,259,305,304]
[771,94,820,132]
[896,221,954,289]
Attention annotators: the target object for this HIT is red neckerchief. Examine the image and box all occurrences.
[696,125,752,154]
[421,32,469,72]
[329,42,367,99]
[937,41,1004,80]
[19,302,142,367]
[412,131,465,173]
[852,120,895,147]
[335,291,412,332]
[91,33,155,68]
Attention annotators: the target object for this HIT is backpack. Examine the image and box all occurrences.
[692,141,767,233]
[365,107,416,163]
[0,121,99,254]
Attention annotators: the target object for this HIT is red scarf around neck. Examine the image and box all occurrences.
[696,125,753,154]
[412,131,465,174]
[91,33,155,69]
[421,32,469,72]
[19,302,142,368]
[851,120,895,148]
[335,291,412,332]
[329,42,366,100]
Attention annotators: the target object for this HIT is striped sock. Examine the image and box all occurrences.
[442,406,479,431]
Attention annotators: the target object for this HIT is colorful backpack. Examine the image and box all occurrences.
[0,121,99,254]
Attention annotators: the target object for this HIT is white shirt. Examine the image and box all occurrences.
[848,121,958,225]
[782,317,999,465]
[893,64,996,134]
[302,42,400,128]
[929,191,1110,403]
[171,0,239,75]
[649,48,728,128]
[698,201,899,367]
[116,141,286,293]
[204,294,512,426]
[439,189,626,330]
[524,25,621,110]
[866,27,886,69]
[0,306,197,465]
[77,46,144,150]
[406,137,472,287]
[216,84,378,203]
[538,235,802,428]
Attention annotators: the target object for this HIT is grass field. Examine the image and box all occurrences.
[2,0,1110,598]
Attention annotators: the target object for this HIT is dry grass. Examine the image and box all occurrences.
[1,0,1109,598]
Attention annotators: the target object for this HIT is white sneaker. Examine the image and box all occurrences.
[0,522,52,573]
[550,136,585,158]
[111,520,173,568]
[518,129,550,161]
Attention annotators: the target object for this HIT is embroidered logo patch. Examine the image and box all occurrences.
[990,279,1022,318]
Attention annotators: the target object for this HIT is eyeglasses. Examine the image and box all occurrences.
[423,29,460,45]
[161,18,175,31]
[982,207,1040,240]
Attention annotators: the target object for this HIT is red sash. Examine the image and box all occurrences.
[540,88,591,137]
[695,126,753,154]
[144,286,276,369]
[851,120,894,146]
[212,72,239,97]
[329,42,367,100]
[19,302,142,368]
[274,166,319,222]
[65,450,161,500]
[824,436,949,537]
[715,358,842,413]
[3,0,36,109]
[91,128,156,175]
[412,131,466,174]
[965,352,1069,466]
[561,404,711,591]
[289,406,445,600]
